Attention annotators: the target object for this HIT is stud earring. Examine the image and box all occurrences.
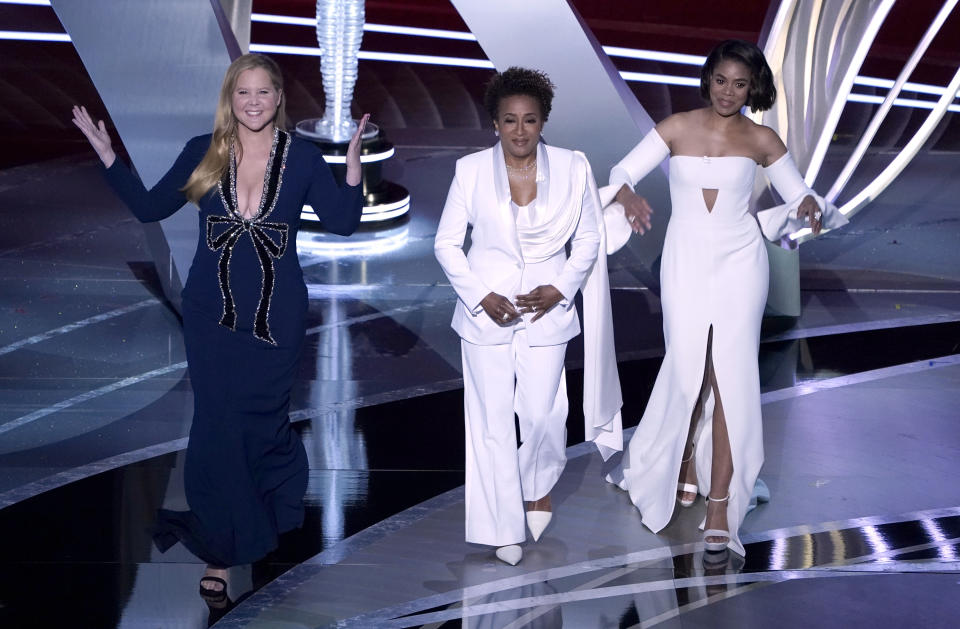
[494,130,499,137]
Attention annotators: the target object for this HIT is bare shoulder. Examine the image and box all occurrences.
[746,121,787,164]
[655,110,697,145]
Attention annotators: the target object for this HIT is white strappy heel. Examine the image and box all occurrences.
[677,445,697,508]
[704,493,731,552]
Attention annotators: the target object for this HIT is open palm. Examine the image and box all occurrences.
[344,113,370,186]
[71,105,116,167]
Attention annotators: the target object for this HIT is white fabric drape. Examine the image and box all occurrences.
[513,147,623,459]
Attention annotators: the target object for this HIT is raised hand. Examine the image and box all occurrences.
[71,105,116,167]
[515,285,563,323]
[345,113,371,186]
[480,291,520,325]
[615,185,654,234]
[796,194,822,234]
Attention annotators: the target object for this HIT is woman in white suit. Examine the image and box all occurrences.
[435,68,622,566]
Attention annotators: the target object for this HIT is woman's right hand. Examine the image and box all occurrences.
[615,185,654,234]
[480,292,519,325]
[71,105,116,168]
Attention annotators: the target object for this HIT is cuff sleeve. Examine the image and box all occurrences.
[608,128,670,192]
[758,152,848,241]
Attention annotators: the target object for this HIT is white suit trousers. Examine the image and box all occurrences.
[461,329,568,546]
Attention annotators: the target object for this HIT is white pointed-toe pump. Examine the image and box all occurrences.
[496,544,522,565]
[526,510,552,542]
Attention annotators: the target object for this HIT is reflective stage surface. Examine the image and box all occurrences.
[1,141,959,627]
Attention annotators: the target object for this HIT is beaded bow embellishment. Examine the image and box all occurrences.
[207,129,291,345]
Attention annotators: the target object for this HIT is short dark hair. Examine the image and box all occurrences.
[483,66,555,122]
[700,40,776,113]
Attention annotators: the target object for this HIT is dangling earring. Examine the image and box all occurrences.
[494,130,499,137]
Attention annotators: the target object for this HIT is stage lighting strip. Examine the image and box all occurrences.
[2,10,958,113]
[302,196,410,223]
[319,147,395,164]
[246,13,959,111]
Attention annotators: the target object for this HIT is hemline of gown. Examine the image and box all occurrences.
[153,506,305,567]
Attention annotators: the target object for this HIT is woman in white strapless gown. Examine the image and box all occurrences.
[605,40,844,556]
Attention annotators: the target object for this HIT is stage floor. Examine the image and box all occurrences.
[1,143,959,628]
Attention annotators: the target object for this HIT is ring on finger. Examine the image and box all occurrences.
[502,312,509,320]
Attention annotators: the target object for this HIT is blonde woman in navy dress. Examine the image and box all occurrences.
[72,53,367,601]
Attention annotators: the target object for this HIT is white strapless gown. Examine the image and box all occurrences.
[615,154,768,556]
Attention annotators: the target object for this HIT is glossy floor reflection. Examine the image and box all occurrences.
[1,330,958,627]
[214,358,960,628]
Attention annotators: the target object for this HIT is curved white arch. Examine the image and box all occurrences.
[827,0,959,203]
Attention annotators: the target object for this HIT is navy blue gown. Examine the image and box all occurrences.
[103,129,362,566]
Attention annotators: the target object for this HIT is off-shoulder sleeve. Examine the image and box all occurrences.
[607,128,670,195]
[599,129,671,255]
[101,136,208,223]
[303,148,363,236]
[757,152,848,241]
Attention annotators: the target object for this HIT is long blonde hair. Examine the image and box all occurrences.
[182,54,289,203]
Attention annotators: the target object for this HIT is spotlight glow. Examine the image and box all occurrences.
[297,226,410,256]
[919,519,958,561]
[862,525,893,563]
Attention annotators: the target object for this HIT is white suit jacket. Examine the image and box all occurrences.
[435,142,601,346]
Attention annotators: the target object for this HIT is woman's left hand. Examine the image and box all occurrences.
[515,285,563,322]
[797,194,823,234]
[345,113,370,186]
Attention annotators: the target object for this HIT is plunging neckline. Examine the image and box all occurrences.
[225,128,286,222]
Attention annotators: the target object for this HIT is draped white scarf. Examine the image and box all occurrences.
[494,143,624,459]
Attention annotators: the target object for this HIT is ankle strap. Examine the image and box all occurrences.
[680,443,694,463]
[706,493,730,502]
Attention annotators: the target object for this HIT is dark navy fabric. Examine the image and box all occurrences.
[104,132,362,566]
